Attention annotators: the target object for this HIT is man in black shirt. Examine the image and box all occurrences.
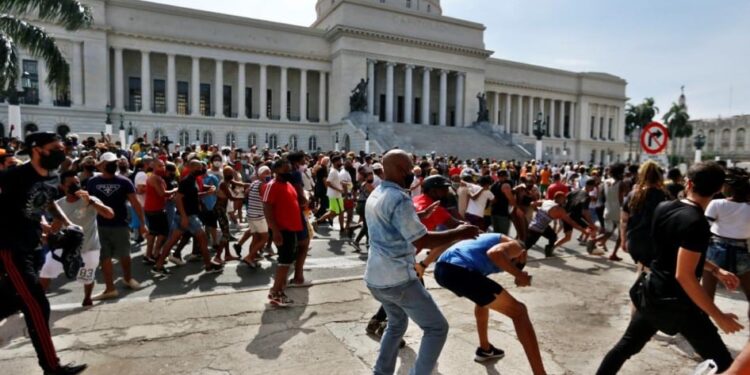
[0,132,86,374]
[489,170,515,235]
[597,162,741,374]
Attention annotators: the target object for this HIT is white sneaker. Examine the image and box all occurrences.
[591,248,606,256]
[168,255,186,266]
[124,278,142,290]
[693,360,717,375]
[92,289,119,301]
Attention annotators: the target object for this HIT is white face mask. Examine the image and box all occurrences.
[213,161,222,168]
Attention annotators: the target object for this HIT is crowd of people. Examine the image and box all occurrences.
[1,130,749,374]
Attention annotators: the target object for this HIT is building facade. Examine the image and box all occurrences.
[1,0,628,162]
[678,115,750,163]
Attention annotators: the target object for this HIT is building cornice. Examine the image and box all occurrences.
[325,26,492,59]
[487,58,627,84]
[484,79,627,102]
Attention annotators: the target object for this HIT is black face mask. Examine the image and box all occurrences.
[403,173,415,189]
[67,183,81,196]
[104,162,118,175]
[39,149,66,171]
[83,165,96,172]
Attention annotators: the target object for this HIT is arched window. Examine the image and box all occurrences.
[269,134,278,149]
[247,133,257,148]
[308,135,318,151]
[707,130,715,151]
[721,129,731,149]
[153,128,165,143]
[56,124,70,138]
[178,130,190,146]
[344,133,351,151]
[737,129,746,150]
[202,131,213,145]
[225,132,236,147]
[289,135,298,150]
[23,123,38,135]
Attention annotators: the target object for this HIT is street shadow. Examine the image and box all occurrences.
[325,239,347,256]
[0,308,76,350]
[394,344,447,375]
[246,288,316,359]
[479,361,502,375]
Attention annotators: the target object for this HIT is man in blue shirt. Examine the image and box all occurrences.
[435,233,547,374]
[365,150,479,375]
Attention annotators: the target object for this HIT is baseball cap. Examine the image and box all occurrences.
[422,175,451,191]
[99,152,118,163]
[17,132,61,155]
[372,163,383,171]
[460,168,478,178]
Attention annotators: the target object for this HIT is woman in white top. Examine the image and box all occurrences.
[702,168,750,323]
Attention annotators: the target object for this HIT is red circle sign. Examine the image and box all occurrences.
[640,122,669,155]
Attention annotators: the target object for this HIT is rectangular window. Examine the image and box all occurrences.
[200,83,211,116]
[177,81,189,115]
[22,60,39,105]
[153,79,166,113]
[223,85,232,117]
[599,117,605,140]
[564,115,570,138]
[306,92,310,120]
[128,77,141,112]
[590,116,596,139]
[245,87,253,118]
[286,90,292,119]
[608,118,613,140]
[266,89,273,118]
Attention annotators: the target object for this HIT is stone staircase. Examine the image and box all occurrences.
[347,113,530,160]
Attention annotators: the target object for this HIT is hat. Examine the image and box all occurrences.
[257,166,271,176]
[460,168,478,178]
[372,163,383,171]
[99,152,118,163]
[17,132,61,155]
[422,175,451,191]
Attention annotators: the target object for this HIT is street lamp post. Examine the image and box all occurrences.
[264,132,269,150]
[335,131,340,152]
[533,112,546,161]
[127,121,134,148]
[118,114,126,146]
[105,103,113,136]
[365,127,370,154]
[693,130,706,164]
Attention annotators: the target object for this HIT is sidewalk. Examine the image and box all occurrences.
[1,253,747,375]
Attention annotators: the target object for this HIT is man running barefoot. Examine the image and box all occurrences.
[434,233,547,375]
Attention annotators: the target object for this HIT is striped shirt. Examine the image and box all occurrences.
[246,180,266,220]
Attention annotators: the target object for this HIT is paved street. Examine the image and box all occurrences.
[2,226,749,374]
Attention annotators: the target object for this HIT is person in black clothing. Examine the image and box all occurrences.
[490,170,515,235]
[0,132,87,375]
[597,162,742,374]
[665,167,685,200]
[620,161,667,268]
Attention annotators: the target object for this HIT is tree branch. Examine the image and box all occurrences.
[0,0,92,31]
[0,15,69,89]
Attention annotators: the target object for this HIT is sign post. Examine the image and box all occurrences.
[640,121,669,156]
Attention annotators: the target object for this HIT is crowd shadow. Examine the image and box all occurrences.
[245,288,316,359]
[0,308,76,350]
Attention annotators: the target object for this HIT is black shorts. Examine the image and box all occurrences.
[145,211,169,236]
[563,215,588,232]
[277,231,298,266]
[200,210,218,228]
[434,262,503,307]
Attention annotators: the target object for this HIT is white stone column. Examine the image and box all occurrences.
[568,102,576,138]
[385,62,395,123]
[421,67,431,125]
[37,60,52,106]
[367,59,376,116]
[492,92,500,125]
[319,71,326,123]
[439,69,448,127]
[259,64,267,120]
[166,53,176,115]
[549,99,556,137]
[140,50,151,113]
[404,65,414,124]
[515,95,523,134]
[505,93,512,132]
[191,56,200,116]
[527,97,534,135]
[557,100,564,138]
[299,69,307,122]
[71,41,84,107]
[280,66,288,121]
[113,47,124,111]
[214,59,223,117]
[455,72,464,127]
[237,62,246,119]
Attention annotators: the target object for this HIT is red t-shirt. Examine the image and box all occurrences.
[262,179,303,232]
[449,167,463,177]
[413,194,451,231]
[546,182,570,200]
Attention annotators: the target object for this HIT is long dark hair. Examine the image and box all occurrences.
[628,161,664,215]
[725,168,750,203]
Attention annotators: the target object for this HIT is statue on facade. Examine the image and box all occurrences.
[349,78,369,113]
[476,92,490,123]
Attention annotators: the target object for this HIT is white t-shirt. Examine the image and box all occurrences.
[466,184,494,217]
[706,199,750,240]
[327,167,342,198]
[339,169,353,196]
[410,177,422,198]
[56,197,101,252]
[134,171,148,206]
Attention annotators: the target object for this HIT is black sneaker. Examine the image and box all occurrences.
[150,266,171,278]
[204,263,224,274]
[142,256,156,265]
[544,244,555,258]
[233,243,243,257]
[46,362,87,375]
[366,318,382,335]
[474,345,505,362]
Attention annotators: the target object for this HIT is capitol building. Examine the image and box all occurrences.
[2,0,628,162]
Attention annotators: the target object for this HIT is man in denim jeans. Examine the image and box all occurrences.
[365,150,479,375]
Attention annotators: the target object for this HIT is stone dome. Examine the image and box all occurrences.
[316,0,443,19]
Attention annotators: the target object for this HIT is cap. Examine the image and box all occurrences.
[422,175,451,191]
[460,168,478,178]
[17,132,61,155]
[372,163,383,170]
[99,152,118,163]
[258,166,271,176]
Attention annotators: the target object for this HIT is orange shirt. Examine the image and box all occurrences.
[540,169,551,185]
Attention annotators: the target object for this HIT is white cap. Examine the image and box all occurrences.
[99,152,118,163]
[258,166,271,176]
[372,163,384,170]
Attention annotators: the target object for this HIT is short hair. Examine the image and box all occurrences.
[667,168,682,181]
[60,170,78,182]
[585,179,596,187]
[478,176,493,186]
[272,158,289,171]
[552,173,561,181]
[498,170,509,177]
[610,163,626,180]
[687,162,726,198]
[287,151,305,164]
[330,155,342,163]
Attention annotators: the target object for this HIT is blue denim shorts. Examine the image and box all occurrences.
[706,237,750,276]
[171,214,204,236]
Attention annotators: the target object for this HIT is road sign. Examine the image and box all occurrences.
[640,121,669,155]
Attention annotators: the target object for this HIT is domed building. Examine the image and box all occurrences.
[1,0,627,162]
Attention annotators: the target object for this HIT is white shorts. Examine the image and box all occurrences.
[40,250,100,285]
[246,218,268,234]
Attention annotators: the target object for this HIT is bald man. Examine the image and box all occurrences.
[364,150,480,375]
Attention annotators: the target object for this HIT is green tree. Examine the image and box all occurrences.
[663,101,691,164]
[625,98,659,161]
[0,0,92,102]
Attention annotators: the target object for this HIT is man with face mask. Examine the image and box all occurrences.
[314,155,345,230]
[0,132,87,374]
[86,152,147,301]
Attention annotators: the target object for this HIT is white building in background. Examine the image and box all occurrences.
[1,0,628,163]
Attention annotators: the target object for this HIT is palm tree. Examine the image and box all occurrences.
[663,101,691,163]
[624,98,660,161]
[0,0,92,102]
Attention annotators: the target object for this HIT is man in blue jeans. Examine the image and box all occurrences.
[365,150,479,375]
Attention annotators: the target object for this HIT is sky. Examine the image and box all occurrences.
[150,0,750,120]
